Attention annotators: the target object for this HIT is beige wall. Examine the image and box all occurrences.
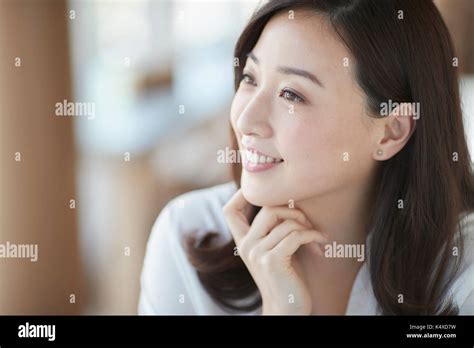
[0,0,81,314]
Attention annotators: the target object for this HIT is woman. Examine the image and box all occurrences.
[139,0,474,315]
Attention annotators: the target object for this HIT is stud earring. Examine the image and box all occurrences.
[376,149,384,156]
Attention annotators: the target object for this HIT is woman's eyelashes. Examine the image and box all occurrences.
[278,89,305,103]
[241,73,257,86]
[240,72,306,104]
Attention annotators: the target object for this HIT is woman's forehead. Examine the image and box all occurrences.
[251,11,348,66]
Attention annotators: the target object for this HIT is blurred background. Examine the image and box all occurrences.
[0,0,472,314]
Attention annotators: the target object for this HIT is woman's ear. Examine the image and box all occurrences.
[372,103,417,161]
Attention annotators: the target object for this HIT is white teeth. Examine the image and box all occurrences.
[245,150,282,164]
[252,153,258,163]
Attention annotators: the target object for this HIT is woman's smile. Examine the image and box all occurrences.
[242,146,284,173]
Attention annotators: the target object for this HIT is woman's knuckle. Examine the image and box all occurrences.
[260,254,273,267]
[247,248,258,263]
[266,250,280,263]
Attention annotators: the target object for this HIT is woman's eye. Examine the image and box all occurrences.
[279,89,305,103]
[240,74,305,104]
[240,73,256,85]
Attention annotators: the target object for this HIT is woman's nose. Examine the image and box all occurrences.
[236,93,273,138]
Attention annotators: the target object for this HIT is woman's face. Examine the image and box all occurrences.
[230,11,379,207]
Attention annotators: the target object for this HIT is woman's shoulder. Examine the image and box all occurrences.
[457,210,474,267]
[451,211,474,314]
[145,181,238,267]
[160,181,238,241]
[139,182,238,314]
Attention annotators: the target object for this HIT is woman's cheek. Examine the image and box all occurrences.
[282,120,327,160]
[282,122,342,180]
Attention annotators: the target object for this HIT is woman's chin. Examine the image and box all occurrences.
[241,181,284,207]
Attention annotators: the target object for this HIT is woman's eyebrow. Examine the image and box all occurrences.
[246,51,324,88]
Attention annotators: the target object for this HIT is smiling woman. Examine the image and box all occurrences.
[139,0,474,315]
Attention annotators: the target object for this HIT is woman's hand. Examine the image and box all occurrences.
[223,189,328,315]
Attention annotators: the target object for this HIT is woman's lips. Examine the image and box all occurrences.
[242,147,284,173]
[242,158,283,172]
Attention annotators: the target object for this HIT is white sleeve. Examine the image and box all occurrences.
[138,203,196,315]
[459,289,474,315]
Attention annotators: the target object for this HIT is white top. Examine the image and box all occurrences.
[138,182,474,315]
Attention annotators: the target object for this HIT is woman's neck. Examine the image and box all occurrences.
[296,180,375,247]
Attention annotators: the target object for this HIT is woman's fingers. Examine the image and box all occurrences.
[272,229,326,257]
[223,189,252,244]
[258,219,328,251]
[246,206,313,244]
[223,190,321,261]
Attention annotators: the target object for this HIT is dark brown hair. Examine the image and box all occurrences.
[185,0,474,314]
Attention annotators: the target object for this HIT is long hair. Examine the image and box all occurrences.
[185,0,474,314]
